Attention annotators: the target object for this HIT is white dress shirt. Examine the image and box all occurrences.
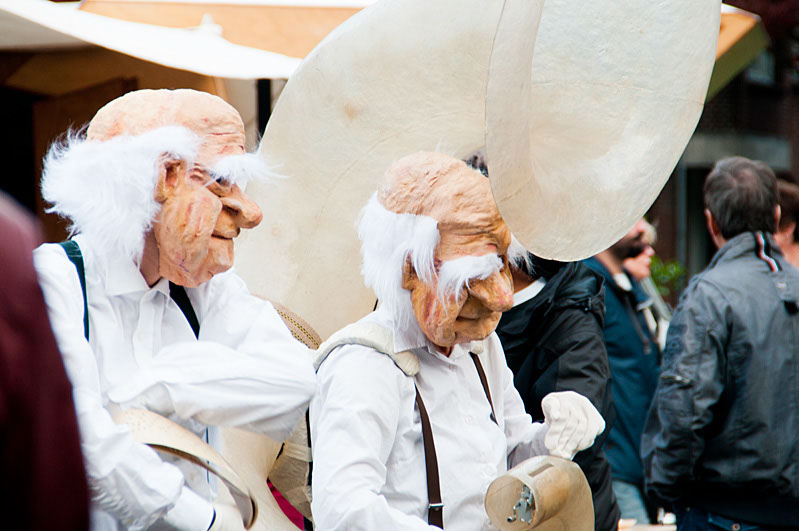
[310,306,548,530]
[512,277,547,306]
[34,235,316,531]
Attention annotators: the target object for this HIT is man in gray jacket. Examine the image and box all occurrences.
[641,156,799,531]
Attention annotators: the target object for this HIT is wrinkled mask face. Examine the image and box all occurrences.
[153,136,263,287]
[402,218,515,351]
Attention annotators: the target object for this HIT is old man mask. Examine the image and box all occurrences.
[46,89,265,288]
[359,152,523,353]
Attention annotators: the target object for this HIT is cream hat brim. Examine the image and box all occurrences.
[489,0,720,261]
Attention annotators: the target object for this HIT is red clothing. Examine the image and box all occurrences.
[269,480,304,529]
[0,194,89,530]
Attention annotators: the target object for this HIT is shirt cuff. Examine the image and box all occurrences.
[161,486,215,531]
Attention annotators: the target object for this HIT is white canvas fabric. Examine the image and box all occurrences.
[235,0,546,340]
[236,0,721,339]
[488,0,721,260]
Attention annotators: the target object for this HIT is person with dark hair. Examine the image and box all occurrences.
[641,156,799,531]
[622,220,671,350]
[774,179,799,268]
[496,254,621,531]
[701,156,779,240]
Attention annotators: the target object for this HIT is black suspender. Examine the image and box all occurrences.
[59,240,89,340]
[414,351,496,529]
[168,281,200,338]
[58,240,200,340]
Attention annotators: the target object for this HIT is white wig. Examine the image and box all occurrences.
[359,192,522,329]
[358,193,440,331]
[210,152,273,189]
[41,126,199,262]
[42,126,273,262]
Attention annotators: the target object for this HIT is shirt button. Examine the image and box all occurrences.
[448,365,457,372]
[465,416,474,425]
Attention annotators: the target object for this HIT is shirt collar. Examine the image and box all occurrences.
[71,235,176,298]
[87,239,170,296]
[512,277,547,306]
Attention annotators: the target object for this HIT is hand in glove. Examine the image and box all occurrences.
[541,391,605,459]
[208,504,246,531]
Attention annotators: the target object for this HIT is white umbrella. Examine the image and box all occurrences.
[0,0,300,79]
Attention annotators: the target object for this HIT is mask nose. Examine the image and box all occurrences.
[467,268,514,312]
[221,185,263,230]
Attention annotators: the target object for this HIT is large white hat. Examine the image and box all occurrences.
[235,0,720,339]
[489,0,721,261]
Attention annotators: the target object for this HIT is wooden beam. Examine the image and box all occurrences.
[5,47,218,97]
[0,52,34,84]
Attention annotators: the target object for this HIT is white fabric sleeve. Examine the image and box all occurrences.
[487,337,549,468]
[106,270,317,443]
[34,245,213,531]
[310,345,439,531]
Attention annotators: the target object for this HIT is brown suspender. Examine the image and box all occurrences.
[414,351,496,529]
[470,352,497,424]
[415,386,444,528]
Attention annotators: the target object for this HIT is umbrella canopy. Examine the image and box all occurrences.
[79,0,374,59]
[0,0,300,79]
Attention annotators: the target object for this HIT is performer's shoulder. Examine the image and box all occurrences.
[33,241,80,284]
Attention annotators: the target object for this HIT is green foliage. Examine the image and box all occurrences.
[650,256,686,298]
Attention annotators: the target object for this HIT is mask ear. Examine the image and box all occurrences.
[401,257,418,291]
[154,157,188,203]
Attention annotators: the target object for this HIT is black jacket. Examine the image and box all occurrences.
[641,232,799,527]
[496,258,620,531]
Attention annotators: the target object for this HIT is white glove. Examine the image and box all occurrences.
[541,391,605,460]
[208,504,246,531]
